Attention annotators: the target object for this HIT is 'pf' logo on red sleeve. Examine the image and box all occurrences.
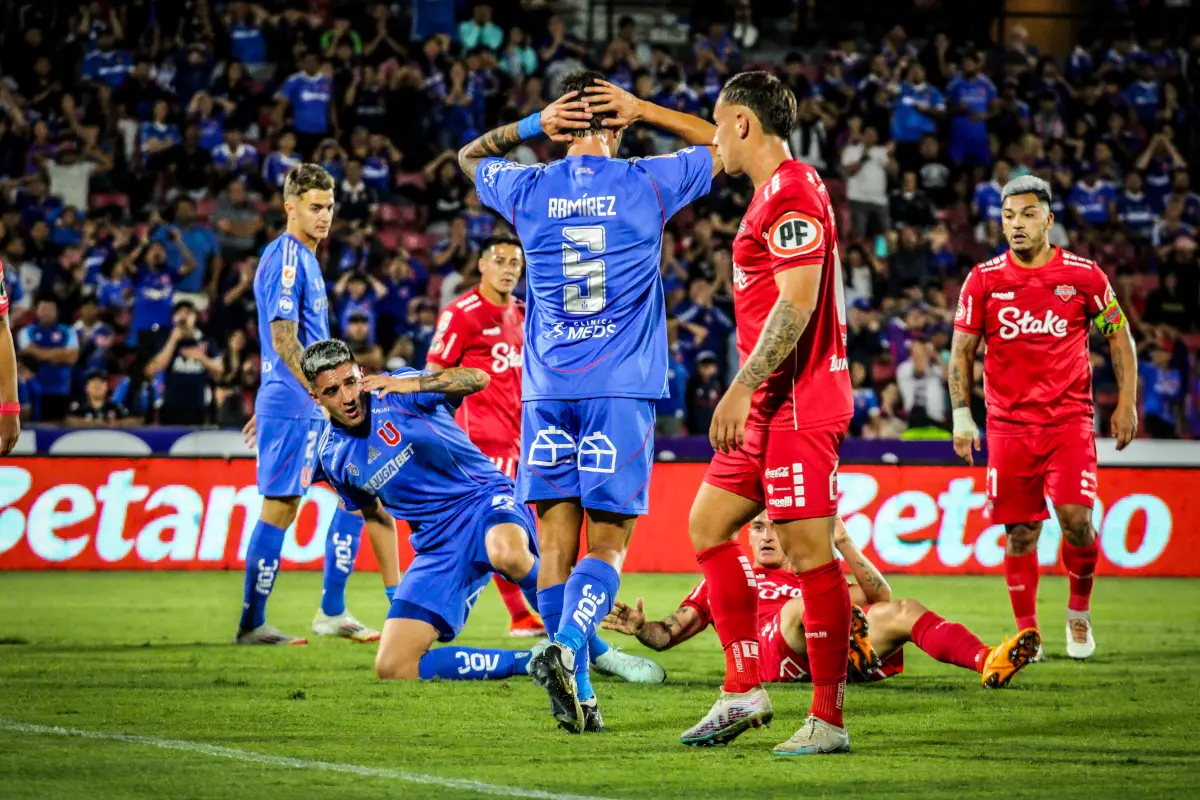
[766,211,825,259]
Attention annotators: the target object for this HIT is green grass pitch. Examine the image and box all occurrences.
[1,571,1197,799]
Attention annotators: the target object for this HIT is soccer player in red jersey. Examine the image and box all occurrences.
[0,260,19,455]
[427,234,544,637]
[602,514,1040,690]
[676,71,854,755]
[949,174,1138,662]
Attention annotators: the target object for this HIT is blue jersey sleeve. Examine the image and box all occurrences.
[474,158,538,221]
[331,475,375,513]
[633,147,713,221]
[258,243,301,325]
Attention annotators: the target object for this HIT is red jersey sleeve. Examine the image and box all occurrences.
[679,580,712,628]
[0,261,8,318]
[426,305,471,368]
[760,170,830,274]
[1083,266,1126,335]
[954,267,985,334]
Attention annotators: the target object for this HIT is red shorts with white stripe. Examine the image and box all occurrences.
[479,445,520,480]
[703,421,848,521]
[757,608,905,684]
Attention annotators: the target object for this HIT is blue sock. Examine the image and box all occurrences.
[320,507,363,617]
[418,647,533,680]
[536,584,565,639]
[589,634,611,660]
[575,638,594,702]
[239,520,287,631]
[384,585,398,603]
[517,559,540,613]
[554,557,620,657]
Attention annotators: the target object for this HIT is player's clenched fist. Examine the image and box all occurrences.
[539,91,594,142]
[602,598,647,636]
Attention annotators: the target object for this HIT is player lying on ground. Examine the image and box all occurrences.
[237,163,400,646]
[299,340,608,718]
[603,514,1041,697]
[949,174,1137,662]
[458,71,719,732]
[426,233,666,685]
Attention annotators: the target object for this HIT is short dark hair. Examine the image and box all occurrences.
[301,339,355,384]
[718,71,797,138]
[284,163,335,199]
[559,69,612,136]
[482,233,521,256]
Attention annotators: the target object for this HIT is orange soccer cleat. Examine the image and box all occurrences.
[981,628,1041,688]
[847,605,883,680]
[509,612,547,638]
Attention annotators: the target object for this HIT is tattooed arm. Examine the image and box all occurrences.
[270,319,309,388]
[947,328,982,465]
[458,91,593,181]
[710,266,819,453]
[601,598,708,652]
[1106,323,1138,450]
[360,367,490,398]
[834,517,892,604]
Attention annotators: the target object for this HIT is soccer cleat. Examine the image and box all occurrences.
[847,605,883,680]
[509,613,547,638]
[1030,644,1045,663]
[680,686,773,747]
[311,611,381,642]
[582,698,606,733]
[981,627,1041,688]
[772,715,850,756]
[529,643,583,734]
[593,647,667,684]
[233,625,308,645]
[1066,613,1095,660]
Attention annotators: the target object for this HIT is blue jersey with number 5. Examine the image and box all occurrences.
[474,149,712,400]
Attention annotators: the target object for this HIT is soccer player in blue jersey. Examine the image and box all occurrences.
[458,71,723,732]
[235,164,400,646]
[298,341,580,703]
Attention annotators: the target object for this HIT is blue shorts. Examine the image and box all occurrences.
[256,415,323,498]
[516,397,655,515]
[388,493,537,642]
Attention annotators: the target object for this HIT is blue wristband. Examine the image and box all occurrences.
[517,112,542,140]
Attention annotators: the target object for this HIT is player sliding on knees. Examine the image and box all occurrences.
[300,339,548,685]
[603,514,1041,699]
[458,71,720,732]
[949,175,1137,662]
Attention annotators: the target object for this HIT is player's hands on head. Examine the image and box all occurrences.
[361,373,418,398]
[1112,402,1137,450]
[582,79,641,129]
[601,598,646,636]
[710,383,751,454]
[241,414,257,450]
[540,91,593,142]
[0,415,20,457]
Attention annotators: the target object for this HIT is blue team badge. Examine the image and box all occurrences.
[528,426,576,467]
[578,432,617,474]
[346,463,359,477]
[279,296,294,313]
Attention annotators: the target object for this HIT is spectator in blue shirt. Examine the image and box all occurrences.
[1066,44,1094,84]
[686,350,723,436]
[81,32,132,90]
[127,240,182,346]
[461,189,496,252]
[972,159,1010,228]
[657,333,690,435]
[652,66,702,117]
[1117,171,1157,243]
[211,128,259,184]
[693,21,741,104]
[17,298,79,421]
[458,3,503,51]
[261,132,302,191]
[161,199,221,295]
[1124,60,1161,124]
[1152,199,1196,254]
[1140,345,1183,439]
[187,92,228,153]
[275,53,336,156]
[140,101,182,172]
[849,361,880,437]
[1069,166,1117,228]
[1164,170,1200,227]
[225,2,271,74]
[675,278,735,376]
[946,53,997,167]
[891,64,944,168]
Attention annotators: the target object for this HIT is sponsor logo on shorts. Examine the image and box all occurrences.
[768,496,794,508]
[527,426,576,467]
[578,432,617,473]
[991,291,1014,300]
[764,466,789,479]
[829,355,848,372]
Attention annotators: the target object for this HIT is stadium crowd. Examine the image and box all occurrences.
[1,1,1199,439]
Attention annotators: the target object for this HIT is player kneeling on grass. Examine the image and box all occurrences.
[603,513,1041,713]
[300,339,551,688]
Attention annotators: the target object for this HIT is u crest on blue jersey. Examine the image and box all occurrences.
[527,425,576,467]
[578,432,617,473]
[378,420,401,446]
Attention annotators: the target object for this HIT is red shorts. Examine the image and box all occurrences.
[985,419,1097,525]
[757,608,904,684]
[478,444,520,480]
[704,422,848,521]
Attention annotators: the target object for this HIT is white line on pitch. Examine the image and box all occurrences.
[0,719,617,800]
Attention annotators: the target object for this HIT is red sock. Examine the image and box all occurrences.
[911,611,992,673]
[697,541,761,692]
[494,575,531,622]
[1061,538,1098,613]
[1003,552,1040,631]
[796,561,850,728]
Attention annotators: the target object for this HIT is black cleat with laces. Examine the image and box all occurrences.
[529,643,583,734]
[582,698,606,733]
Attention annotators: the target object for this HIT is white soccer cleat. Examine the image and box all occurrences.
[233,624,307,645]
[1066,612,1095,660]
[1030,644,1045,663]
[311,611,381,642]
[773,715,850,756]
[592,647,667,684]
[680,686,773,747]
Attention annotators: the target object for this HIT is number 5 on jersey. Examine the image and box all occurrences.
[562,226,605,314]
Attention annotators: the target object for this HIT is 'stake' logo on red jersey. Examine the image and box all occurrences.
[766,211,824,259]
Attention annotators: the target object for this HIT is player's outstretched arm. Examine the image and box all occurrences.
[0,308,19,457]
[833,518,892,604]
[1099,308,1138,450]
[947,329,982,466]
[270,319,311,389]
[584,80,723,176]
[457,91,593,181]
[601,599,706,652]
[361,367,490,398]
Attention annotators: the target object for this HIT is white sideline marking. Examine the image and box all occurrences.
[0,719,616,800]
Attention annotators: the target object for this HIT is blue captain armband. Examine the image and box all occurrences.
[517,112,543,140]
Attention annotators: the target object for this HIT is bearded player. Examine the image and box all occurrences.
[603,514,1040,690]
[428,233,667,684]
[0,259,20,455]
[669,72,852,755]
[949,175,1137,662]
